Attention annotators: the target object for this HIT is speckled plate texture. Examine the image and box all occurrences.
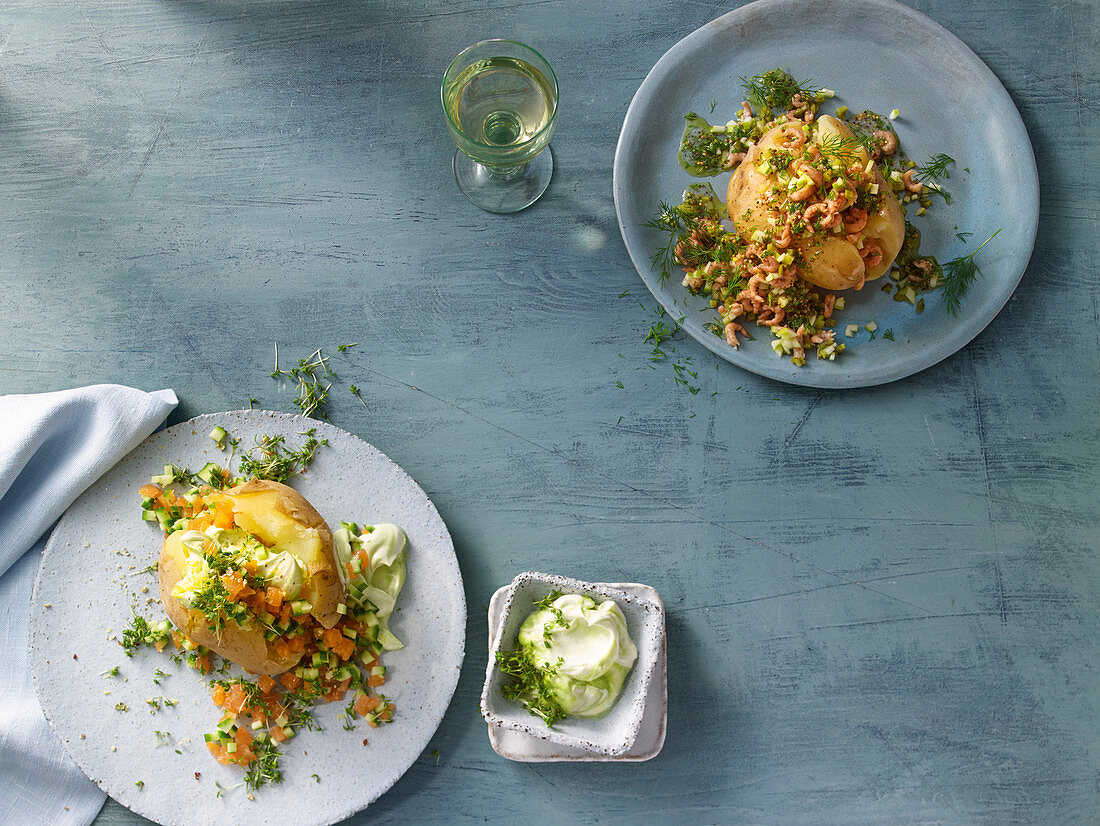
[486,581,666,762]
[481,572,665,757]
[29,410,466,826]
[613,0,1039,388]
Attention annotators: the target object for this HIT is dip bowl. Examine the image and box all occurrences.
[480,571,665,756]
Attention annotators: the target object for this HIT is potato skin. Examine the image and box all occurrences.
[726,115,905,291]
[157,479,343,674]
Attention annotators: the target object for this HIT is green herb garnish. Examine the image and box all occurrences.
[940,229,1001,315]
[243,738,283,791]
[741,68,819,112]
[271,345,334,419]
[237,429,328,484]
[495,647,566,726]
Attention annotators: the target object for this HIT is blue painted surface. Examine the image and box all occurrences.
[0,1,1095,823]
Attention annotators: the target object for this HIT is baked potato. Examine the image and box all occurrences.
[727,114,905,291]
[158,479,343,674]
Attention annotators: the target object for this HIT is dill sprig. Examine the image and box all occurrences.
[741,68,819,113]
[817,133,877,167]
[914,153,955,202]
[914,153,954,184]
[940,229,1001,315]
[645,200,692,282]
[237,429,328,483]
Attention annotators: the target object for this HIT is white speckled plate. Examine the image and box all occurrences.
[29,410,466,826]
[613,0,1038,388]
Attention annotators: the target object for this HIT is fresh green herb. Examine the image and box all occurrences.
[146,698,162,712]
[134,781,144,790]
[618,289,629,298]
[645,320,676,360]
[914,153,954,184]
[430,749,441,765]
[940,229,1001,315]
[614,381,624,389]
[342,702,357,731]
[495,648,566,726]
[243,738,283,791]
[646,201,693,282]
[533,591,568,648]
[101,666,120,677]
[349,385,368,410]
[121,613,172,656]
[817,133,877,167]
[741,68,819,112]
[956,231,973,243]
[709,98,717,113]
[153,730,171,746]
[271,345,334,419]
[139,563,157,575]
[237,429,328,483]
[883,329,895,341]
[337,343,357,353]
[153,668,171,685]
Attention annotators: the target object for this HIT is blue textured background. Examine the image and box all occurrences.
[0,1,1096,823]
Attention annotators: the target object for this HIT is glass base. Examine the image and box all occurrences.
[452,147,553,213]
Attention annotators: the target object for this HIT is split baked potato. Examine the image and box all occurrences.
[158,479,343,674]
[727,114,905,291]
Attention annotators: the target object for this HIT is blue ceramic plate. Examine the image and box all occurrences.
[613,0,1038,388]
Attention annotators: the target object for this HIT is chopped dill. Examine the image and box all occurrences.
[941,229,1002,315]
[883,329,895,341]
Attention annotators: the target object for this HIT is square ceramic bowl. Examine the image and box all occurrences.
[480,571,665,757]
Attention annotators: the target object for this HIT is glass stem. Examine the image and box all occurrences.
[482,163,526,181]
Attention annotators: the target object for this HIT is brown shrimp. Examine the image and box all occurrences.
[724,321,749,348]
[842,207,869,234]
[873,129,897,155]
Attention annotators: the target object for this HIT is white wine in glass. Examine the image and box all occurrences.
[442,40,558,213]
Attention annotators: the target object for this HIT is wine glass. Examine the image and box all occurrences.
[441,39,558,213]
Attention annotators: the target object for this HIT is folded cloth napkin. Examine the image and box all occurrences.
[0,384,178,826]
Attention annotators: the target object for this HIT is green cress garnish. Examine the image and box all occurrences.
[495,647,567,726]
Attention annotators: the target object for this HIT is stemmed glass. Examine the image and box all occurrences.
[441,39,558,213]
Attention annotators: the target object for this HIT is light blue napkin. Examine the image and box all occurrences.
[0,384,178,826]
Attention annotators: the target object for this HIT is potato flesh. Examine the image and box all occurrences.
[726,115,905,291]
[157,480,343,674]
